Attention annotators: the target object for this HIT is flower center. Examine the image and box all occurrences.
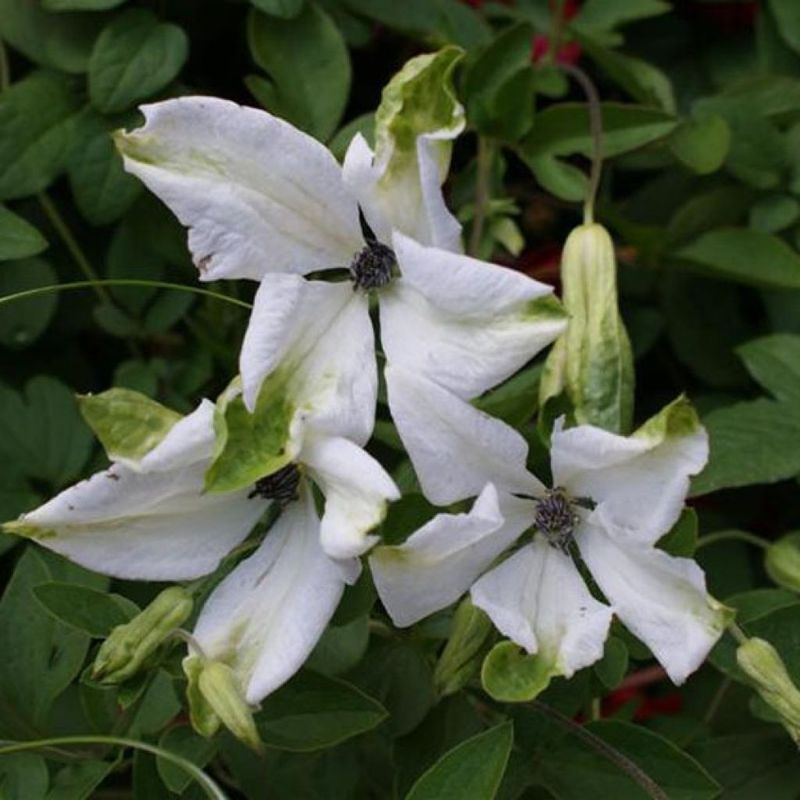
[350,207,396,291]
[534,487,595,551]
[248,463,300,506]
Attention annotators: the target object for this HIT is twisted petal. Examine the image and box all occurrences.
[385,365,541,505]
[370,485,533,627]
[550,398,708,546]
[302,434,399,559]
[380,233,566,400]
[577,524,727,684]
[471,537,612,676]
[192,489,356,704]
[116,97,362,281]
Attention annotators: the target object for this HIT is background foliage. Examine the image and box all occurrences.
[1,0,800,797]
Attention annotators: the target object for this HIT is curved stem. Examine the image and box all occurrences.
[531,701,668,800]
[0,736,228,800]
[559,63,603,224]
[0,280,252,311]
[696,530,769,551]
[468,136,494,257]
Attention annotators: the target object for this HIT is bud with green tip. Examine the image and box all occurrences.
[93,586,193,683]
[736,637,800,745]
[540,223,634,435]
[765,532,800,593]
[434,597,494,699]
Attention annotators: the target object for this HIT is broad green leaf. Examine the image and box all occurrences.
[0,206,47,260]
[482,641,558,703]
[405,723,513,800]
[749,194,799,233]
[306,615,370,676]
[156,725,216,794]
[0,257,58,348]
[737,334,800,404]
[432,0,492,49]
[79,387,181,463]
[45,762,114,800]
[0,0,106,73]
[338,0,439,33]
[538,719,720,800]
[33,582,139,637]
[0,754,48,800]
[0,71,80,200]
[89,9,189,114]
[657,507,698,557]
[250,0,304,17]
[256,670,388,751]
[524,154,588,202]
[769,0,800,55]
[328,112,374,161]
[247,3,351,141]
[594,636,629,690]
[573,0,670,32]
[44,0,124,7]
[677,228,800,289]
[669,115,731,174]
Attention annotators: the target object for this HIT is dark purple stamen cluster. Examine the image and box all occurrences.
[248,463,300,507]
[350,206,396,291]
[534,488,580,551]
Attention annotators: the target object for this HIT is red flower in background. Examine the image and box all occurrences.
[532,0,582,65]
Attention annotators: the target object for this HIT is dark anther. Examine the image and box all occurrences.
[534,487,581,552]
[350,206,396,291]
[358,207,378,244]
[248,463,301,507]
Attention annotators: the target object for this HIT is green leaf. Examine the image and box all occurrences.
[677,228,800,289]
[256,670,388,751]
[0,0,106,74]
[250,0,304,17]
[473,364,542,427]
[0,754,49,800]
[538,719,720,800]
[45,762,114,800]
[338,0,439,33]
[0,71,80,200]
[657,507,698,557]
[44,0,125,8]
[306,615,370,676]
[88,9,189,114]
[0,257,58,348]
[738,334,800,404]
[405,722,513,800]
[669,114,731,174]
[594,636,629,690]
[573,0,670,33]
[156,725,216,794]
[749,194,800,234]
[769,0,800,55]
[328,112,374,161]
[33,582,139,637]
[0,206,47,260]
[247,3,351,141]
[78,387,182,464]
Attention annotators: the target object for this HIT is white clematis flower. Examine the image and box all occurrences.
[371,398,729,690]
[8,391,397,707]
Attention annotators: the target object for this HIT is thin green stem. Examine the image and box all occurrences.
[727,620,749,646]
[702,676,731,726]
[0,736,229,800]
[468,136,494,257]
[559,63,603,224]
[0,280,252,311]
[531,701,668,800]
[696,530,770,551]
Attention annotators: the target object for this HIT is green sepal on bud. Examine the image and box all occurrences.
[540,223,634,435]
[434,597,494,699]
[765,532,800,593]
[736,637,800,745]
[92,586,193,684]
[183,654,263,753]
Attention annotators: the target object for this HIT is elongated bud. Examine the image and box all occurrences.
[737,637,800,745]
[434,597,494,698]
[183,655,262,753]
[93,586,193,683]
[765,532,800,593]
[540,223,634,434]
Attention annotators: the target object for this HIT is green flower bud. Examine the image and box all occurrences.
[765,532,800,593]
[434,597,494,699]
[93,586,193,684]
[737,637,800,745]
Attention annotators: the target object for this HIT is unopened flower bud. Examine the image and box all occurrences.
[93,586,193,684]
[765,532,800,593]
[737,637,800,745]
[434,597,494,698]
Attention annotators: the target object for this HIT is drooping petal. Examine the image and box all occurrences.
[192,489,355,704]
[471,537,612,676]
[370,485,534,627]
[380,233,566,400]
[9,463,268,581]
[115,97,362,281]
[577,524,728,684]
[239,275,375,444]
[301,434,399,559]
[137,398,216,472]
[550,398,709,546]
[384,364,541,505]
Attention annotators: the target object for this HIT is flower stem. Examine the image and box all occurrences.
[696,530,770,551]
[0,736,229,800]
[468,136,494,257]
[727,620,749,646]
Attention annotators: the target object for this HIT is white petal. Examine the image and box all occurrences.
[578,525,727,684]
[14,464,267,581]
[136,399,216,472]
[380,233,566,400]
[471,538,612,676]
[385,365,541,505]
[342,133,462,252]
[116,97,362,281]
[551,407,708,546]
[240,275,376,445]
[192,490,353,704]
[302,435,399,559]
[370,485,534,627]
